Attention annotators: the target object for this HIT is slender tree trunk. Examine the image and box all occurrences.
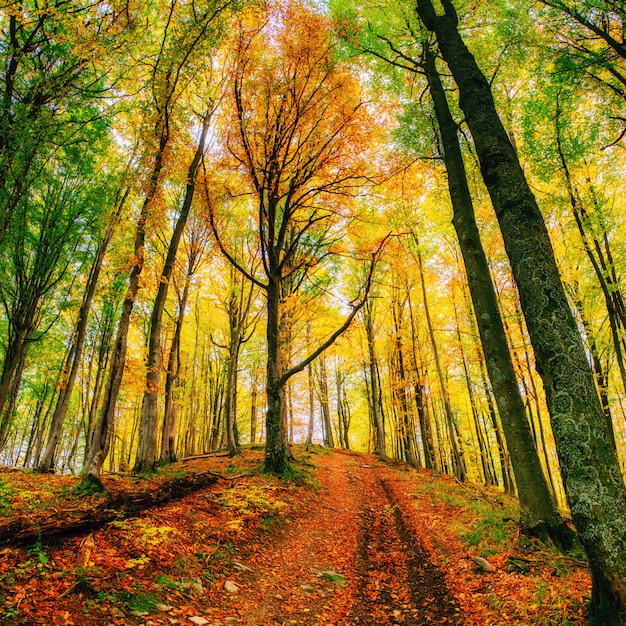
[555,100,626,398]
[423,44,569,541]
[408,293,436,472]
[160,275,191,463]
[80,124,168,491]
[317,355,334,448]
[225,339,241,456]
[38,190,127,472]
[391,288,419,467]
[363,301,386,458]
[135,113,211,473]
[250,384,258,445]
[305,335,314,450]
[414,238,466,480]
[418,0,626,617]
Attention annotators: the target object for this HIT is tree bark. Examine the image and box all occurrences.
[418,0,626,617]
[423,43,571,544]
[38,189,128,472]
[135,112,212,473]
[160,274,191,463]
[80,126,167,491]
[363,300,386,459]
[414,237,466,481]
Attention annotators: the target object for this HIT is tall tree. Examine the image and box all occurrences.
[417,0,626,619]
[211,3,383,473]
[82,0,234,489]
[134,108,214,473]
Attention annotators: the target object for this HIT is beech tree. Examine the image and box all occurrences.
[82,0,237,489]
[416,0,626,620]
[211,3,383,473]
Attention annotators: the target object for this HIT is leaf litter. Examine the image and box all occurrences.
[0,447,590,624]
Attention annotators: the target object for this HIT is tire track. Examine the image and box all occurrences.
[349,462,461,625]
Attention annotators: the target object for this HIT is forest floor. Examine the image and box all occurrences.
[0,447,590,625]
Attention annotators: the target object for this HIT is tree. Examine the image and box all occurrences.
[211,3,383,473]
[82,0,236,489]
[134,107,215,473]
[417,0,626,619]
[37,182,130,472]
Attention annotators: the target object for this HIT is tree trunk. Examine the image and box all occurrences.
[391,287,419,467]
[160,274,191,463]
[414,238,466,480]
[424,43,570,543]
[250,384,258,445]
[317,355,334,448]
[80,124,168,491]
[135,113,211,474]
[363,301,386,459]
[264,276,288,473]
[418,0,626,617]
[38,190,127,472]
[305,344,314,450]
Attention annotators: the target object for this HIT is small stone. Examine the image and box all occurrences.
[274,594,284,600]
[157,604,174,612]
[300,585,316,594]
[471,555,496,573]
[224,580,239,594]
[189,618,209,625]
[130,610,149,617]
[190,579,205,595]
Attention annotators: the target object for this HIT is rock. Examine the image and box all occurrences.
[189,579,205,595]
[224,580,239,594]
[300,584,316,594]
[471,555,496,573]
[188,618,209,625]
[274,594,284,600]
[130,610,149,617]
[157,604,174,612]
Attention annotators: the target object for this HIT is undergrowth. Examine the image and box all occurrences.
[406,471,589,624]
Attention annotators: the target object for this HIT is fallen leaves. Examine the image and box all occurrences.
[0,448,591,625]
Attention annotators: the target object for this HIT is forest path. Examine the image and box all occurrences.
[216,450,461,625]
[0,448,590,624]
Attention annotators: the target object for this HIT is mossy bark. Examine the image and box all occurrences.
[424,44,572,547]
[417,0,626,617]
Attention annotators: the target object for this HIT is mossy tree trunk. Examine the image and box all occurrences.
[417,0,626,619]
[424,43,572,547]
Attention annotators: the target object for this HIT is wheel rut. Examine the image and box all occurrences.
[348,461,462,625]
[207,452,461,625]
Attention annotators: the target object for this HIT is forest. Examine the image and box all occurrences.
[0,0,626,623]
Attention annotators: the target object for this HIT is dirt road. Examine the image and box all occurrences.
[213,451,461,625]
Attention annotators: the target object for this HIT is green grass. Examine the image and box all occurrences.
[0,477,13,515]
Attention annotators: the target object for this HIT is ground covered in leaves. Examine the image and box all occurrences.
[0,447,590,625]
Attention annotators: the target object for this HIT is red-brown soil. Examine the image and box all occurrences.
[0,448,590,625]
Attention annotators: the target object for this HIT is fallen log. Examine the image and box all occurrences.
[0,470,220,546]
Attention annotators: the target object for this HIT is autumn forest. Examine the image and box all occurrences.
[1,0,626,623]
